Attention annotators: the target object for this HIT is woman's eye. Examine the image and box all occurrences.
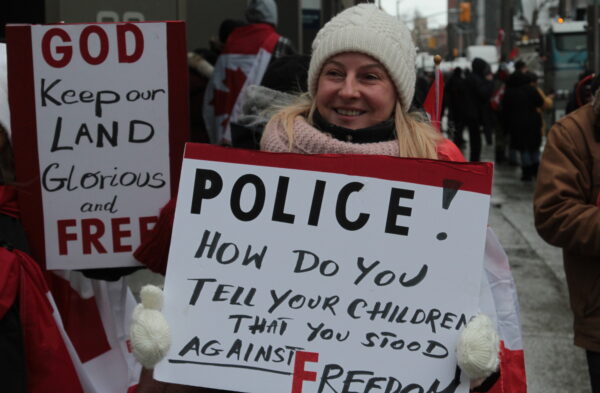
[326,69,343,77]
[364,73,380,80]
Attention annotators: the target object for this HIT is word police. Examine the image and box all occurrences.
[191,169,415,235]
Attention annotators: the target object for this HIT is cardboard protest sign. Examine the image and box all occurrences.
[6,21,188,269]
[155,144,494,393]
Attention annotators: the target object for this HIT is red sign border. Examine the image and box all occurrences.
[184,143,494,196]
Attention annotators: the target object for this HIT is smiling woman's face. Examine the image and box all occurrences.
[315,52,397,130]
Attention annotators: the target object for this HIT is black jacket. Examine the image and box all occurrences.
[501,72,543,150]
[463,58,494,124]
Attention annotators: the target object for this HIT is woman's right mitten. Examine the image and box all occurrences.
[130,285,171,369]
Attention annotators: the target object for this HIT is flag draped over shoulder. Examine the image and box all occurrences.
[0,247,83,393]
[203,23,280,145]
[423,65,444,132]
[481,228,527,393]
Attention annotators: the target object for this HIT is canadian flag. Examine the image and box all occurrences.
[203,23,280,145]
[423,65,444,132]
[0,247,82,393]
[481,228,527,393]
[46,271,141,393]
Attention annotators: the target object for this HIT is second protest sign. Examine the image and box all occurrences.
[7,21,188,269]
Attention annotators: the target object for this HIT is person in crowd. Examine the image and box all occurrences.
[512,60,528,76]
[489,65,509,163]
[130,5,509,393]
[203,0,295,145]
[534,74,600,393]
[191,19,247,69]
[187,51,214,144]
[565,69,594,114]
[504,60,528,165]
[230,54,310,149]
[2,39,142,391]
[501,70,543,181]
[211,19,247,64]
[463,58,494,161]
[412,69,433,110]
[186,19,247,144]
[444,67,468,149]
[0,48,27,392]
[0,42,87,393]
[527,71,554,136]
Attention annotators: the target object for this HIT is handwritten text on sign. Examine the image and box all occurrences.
[155,145,493,393]
[31,23,171,269]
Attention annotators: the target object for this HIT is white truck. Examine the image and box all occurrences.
[466,45,499,72]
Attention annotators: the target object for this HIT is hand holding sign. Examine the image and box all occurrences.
[131,285,172,369]
[130,290,500,386]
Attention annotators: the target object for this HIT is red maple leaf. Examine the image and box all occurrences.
[210,67,247,128]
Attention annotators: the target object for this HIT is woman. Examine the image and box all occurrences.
[260,6,460,161]
[501,70,544,181]
[132,5,504,392]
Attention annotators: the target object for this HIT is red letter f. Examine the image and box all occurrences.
[291,351,319,393]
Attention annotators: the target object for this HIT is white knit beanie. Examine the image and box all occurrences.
[308,4,416,109]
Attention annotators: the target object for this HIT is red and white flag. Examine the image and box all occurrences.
[47,271,141,393]
[481,228,527,393]
[423,64,445,132]
[0,247,83,393]
[203,23,280,145]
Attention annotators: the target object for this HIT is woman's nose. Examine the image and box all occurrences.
[339,77,360,98]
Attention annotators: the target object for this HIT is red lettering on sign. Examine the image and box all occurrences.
[82,218,108,254]
[79,25,109,65]
[41,28,73,68]
[40,25,145,67]
[112,217,132,252]
[291,351,319,393]
[56,216,158,255]
[116,24,144,63]
[58,219,78,254]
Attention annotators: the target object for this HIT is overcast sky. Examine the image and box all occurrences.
[379,0,448,29]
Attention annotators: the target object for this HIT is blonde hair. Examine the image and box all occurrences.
[266,95,442,159]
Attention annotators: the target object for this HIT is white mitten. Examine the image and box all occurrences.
[130,285,171,369]
[456,314,500,380]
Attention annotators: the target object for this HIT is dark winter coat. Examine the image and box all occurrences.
[463,58,494,124]
[500,72,543,150]
[0,214,28,393]
[444,68,468,124]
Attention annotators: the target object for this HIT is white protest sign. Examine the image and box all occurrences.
[155,144,494,393]
[7,22,188,269]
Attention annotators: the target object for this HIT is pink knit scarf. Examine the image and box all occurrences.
[260,116,401,156]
